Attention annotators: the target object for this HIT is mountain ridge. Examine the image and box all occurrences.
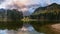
[33,3,60,15]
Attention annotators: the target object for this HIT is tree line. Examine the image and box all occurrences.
[0,9,23,21]
[30,11,60,21]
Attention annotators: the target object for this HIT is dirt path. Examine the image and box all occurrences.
[50,23,60,34]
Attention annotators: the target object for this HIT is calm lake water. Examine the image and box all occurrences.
[0,24,44,34]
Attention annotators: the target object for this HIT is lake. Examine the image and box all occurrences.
[0,24,44,34]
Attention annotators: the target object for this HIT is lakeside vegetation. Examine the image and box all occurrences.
[0,3,60,34]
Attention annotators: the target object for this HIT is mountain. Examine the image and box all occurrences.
[32,3,60,15]
[30,3,60,20]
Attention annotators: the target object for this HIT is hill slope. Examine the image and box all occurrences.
[33,3,60,15]
[30,3,60,20]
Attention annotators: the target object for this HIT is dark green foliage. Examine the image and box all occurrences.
[30,3,60,21]
[7,9,23,21]
[0,9,23,21]
[0,3,60,34]
[0,21,23,30]
[0,9,5,21]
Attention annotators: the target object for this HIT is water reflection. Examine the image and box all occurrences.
[0,29,16,34]
[0,24,44,34]
[0,30,7,34]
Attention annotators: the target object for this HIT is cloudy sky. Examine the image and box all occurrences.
[0,0,60,16]
[0,0,60,34]
[0,0,60,9]
[0,0,60,14]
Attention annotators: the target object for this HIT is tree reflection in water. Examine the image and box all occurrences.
[0,24,44,34]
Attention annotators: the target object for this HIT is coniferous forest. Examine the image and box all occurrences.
[0,3,60,34]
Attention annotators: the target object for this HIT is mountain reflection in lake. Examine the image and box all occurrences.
[0,24,44,34]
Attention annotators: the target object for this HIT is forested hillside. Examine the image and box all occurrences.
[0,9,23,21]
[30,3,60,21]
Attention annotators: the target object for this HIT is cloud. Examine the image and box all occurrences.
[0,0,60,15]
[51,0,60,4]
[0,0,5,4]
[0,0,60,9]
[45,0,60,4]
